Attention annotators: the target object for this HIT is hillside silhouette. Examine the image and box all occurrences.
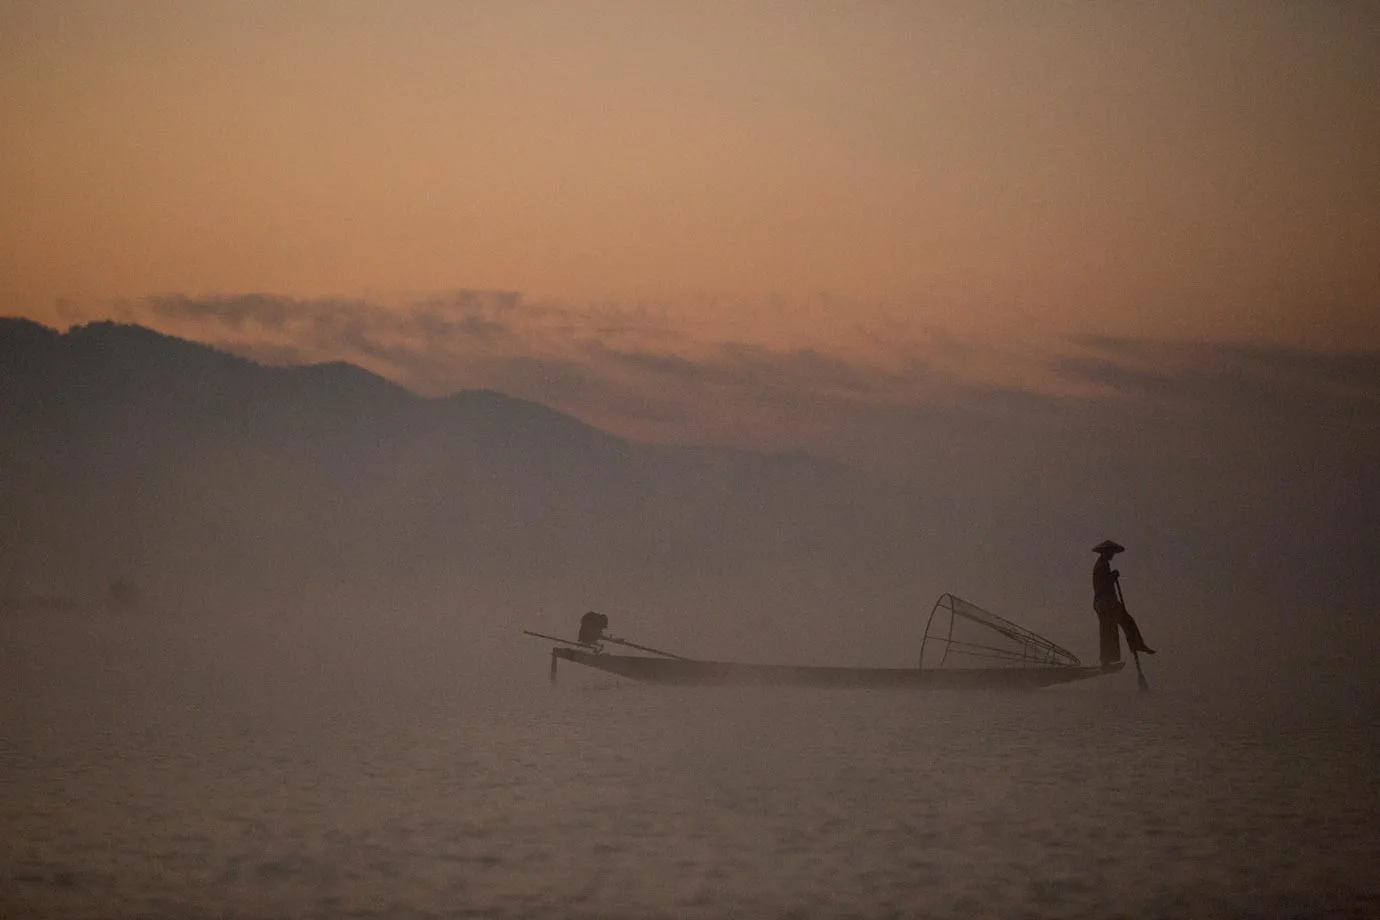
[1,318,920,656]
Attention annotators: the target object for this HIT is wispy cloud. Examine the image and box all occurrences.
[142,290,523,364]
[1057,335,1380,420]
[119,290,951,441]
[116,289,1380,463]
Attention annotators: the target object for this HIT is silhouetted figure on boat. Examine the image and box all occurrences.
[578,610,609,645]
[1093,540,1155,665]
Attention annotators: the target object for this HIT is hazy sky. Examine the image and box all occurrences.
[4,3,1380,679]
[4,1,1379,446]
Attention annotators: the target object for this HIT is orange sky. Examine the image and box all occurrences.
[4,1,1379,362]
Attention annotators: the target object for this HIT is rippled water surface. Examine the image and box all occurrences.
[4,619,1379,919]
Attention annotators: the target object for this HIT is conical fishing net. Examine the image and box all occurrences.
[919,594,1081,670]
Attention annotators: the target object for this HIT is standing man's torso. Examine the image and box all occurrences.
[1093,557,1118,602]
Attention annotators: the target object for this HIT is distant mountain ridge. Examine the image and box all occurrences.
[0,318,909,640]
[0,318,624,452]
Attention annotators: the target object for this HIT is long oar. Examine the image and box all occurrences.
[521,630,600,649]
[1115,580,1150,693]
[603,636,689,660]
[522,630,689,660]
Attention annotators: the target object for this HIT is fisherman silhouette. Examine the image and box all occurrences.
[577,610,609,645]
[1092,540,1155,665]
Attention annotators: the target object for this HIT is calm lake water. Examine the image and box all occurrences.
[4,615,1378,919]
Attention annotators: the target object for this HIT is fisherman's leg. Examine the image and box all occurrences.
[1098,612,1121,664]
[1117,607,1155,655]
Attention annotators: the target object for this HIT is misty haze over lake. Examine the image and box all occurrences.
[3,319,1378,917]
[5,610,1378,919]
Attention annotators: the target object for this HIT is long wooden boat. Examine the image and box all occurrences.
[548,646,1121,689]
[526,594,1126,690]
